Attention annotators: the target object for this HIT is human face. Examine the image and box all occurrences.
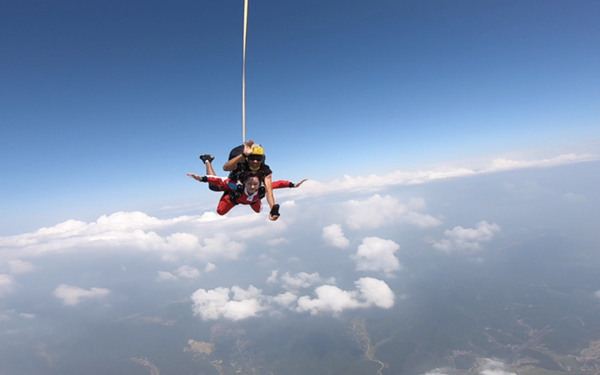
[247,155,263,170]
[244,177,261,194]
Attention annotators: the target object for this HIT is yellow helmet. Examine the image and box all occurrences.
[251,144,264,156]
[246,144,265,171]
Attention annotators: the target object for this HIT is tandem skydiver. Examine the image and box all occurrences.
[194,141,306,221]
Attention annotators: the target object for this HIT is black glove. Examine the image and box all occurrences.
[270,204,280,217]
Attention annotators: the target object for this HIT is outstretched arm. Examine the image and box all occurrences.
[272,179,308,189]
[187,173,206,182]
[223,140,254,172]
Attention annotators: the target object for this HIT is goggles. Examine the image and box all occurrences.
[248,155,264,162]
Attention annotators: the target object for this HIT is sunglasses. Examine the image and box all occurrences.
[248,155,264,161]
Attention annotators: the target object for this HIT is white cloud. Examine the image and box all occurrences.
[478,359,516,375]
[266,270,279,284]
[434,221,500,252]
[191,276,393,320]
[156,271,177,282]
[190,287,230,320]
[267,270,325,290]
[322,224,350,248]
[280,272,322,291]
[274,153,598,200]
[297,285,360,315]
[421,359,515,375]
[296,277,394,316]
[355,277,395,308]
[405,211,444,228]
[19,313,35,319]
[7,260,34,274]
[0,211,255,263]
[197,211,228,222]
[204,263,216,272]
[277,170,477,198]
[53,284,110,306]
[272,292,298,307]
[352,237,401,275]
[190,286,266,321]
[594,291,600,298]
[232,285,263,300]
[345,195,441,230]
[0,274,15,296]
[485,153,597,172]
[175,265,201,279]
[220,299,264,321]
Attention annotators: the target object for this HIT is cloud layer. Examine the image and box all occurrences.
[277,153,599,199]
[0,211,249,262]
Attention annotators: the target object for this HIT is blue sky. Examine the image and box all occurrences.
[2,0,599,234]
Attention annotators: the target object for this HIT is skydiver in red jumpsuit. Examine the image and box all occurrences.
[187,171,307,216]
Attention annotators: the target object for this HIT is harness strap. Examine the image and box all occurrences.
[229,185,265,205]
[229,185,244,206]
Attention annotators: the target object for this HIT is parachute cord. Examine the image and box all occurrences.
[242,0,249,144]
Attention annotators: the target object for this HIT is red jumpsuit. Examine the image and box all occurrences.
[205,176,293,215]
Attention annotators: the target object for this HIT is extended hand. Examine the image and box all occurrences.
[187,173,205,182]
[243,140,255,156]
[293,179,308,188]
[269,204,280,221]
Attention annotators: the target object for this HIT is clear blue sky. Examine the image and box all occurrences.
[2,0,599,234]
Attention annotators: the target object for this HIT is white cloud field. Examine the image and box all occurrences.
[0,152,599,374]
[0,153,597,320]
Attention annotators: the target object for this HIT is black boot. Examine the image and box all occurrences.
[199,154,215,164]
